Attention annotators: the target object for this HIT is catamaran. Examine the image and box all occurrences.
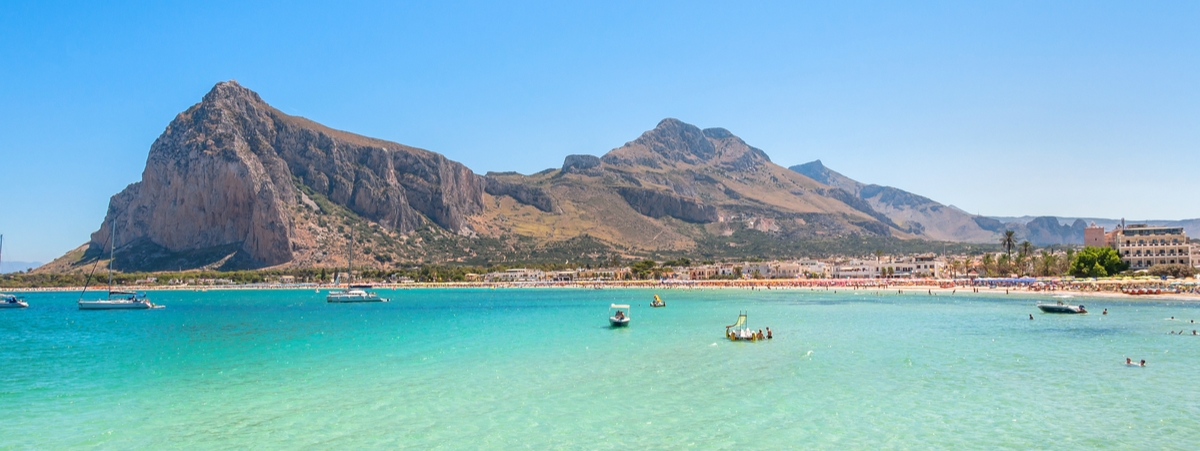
[0,235,27,308]
[78,221,161,310]
[326,236,387,303]
[609,304,631,327]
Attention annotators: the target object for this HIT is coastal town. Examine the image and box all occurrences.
[8,223,1195,300]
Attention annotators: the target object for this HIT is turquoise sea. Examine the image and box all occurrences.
[3,288,1200,449]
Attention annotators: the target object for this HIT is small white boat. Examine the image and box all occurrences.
[609,304,631,327]
[0,293,28,309]
[1037,301,1087,314]
[327,288,388,303]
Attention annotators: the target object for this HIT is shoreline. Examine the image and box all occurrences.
[8,280,1200,303]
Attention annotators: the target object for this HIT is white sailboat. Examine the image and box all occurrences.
[327,235,387,303]
[0,234,28,308]
[78,220,161,310]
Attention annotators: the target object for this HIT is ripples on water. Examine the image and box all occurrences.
[2,289,1198,449]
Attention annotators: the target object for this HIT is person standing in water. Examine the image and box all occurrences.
[1029,314,1034,320]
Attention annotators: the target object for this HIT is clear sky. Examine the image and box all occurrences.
[1,1,1198,263]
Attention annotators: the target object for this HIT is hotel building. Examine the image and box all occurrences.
[1114,224,1192,269]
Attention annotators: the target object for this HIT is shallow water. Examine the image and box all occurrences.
[2,288,1199,449]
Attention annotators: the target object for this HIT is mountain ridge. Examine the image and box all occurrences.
[43,82,915,273]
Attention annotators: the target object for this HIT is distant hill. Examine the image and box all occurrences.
[990,216,1200,238]
[1,261,43,274]
[789,161,1200,247]
[789,160,999,243]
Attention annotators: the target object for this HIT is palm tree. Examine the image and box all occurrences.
[1019,240,1032,258]
[1001,230,1017,257]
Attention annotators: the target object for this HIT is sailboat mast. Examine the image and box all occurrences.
[108,219,116,290]
[347,235,354,284]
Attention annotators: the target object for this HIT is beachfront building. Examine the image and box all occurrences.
[1114,224,1192,269]
[797,259,827,277]
[832,260,877,279]
[1084,222,1106,247]
[483,268,545,283]
[740,262,804,279]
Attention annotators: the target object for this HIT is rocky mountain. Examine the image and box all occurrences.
[474,118,909,256]
[65,81,487,271]
[790,160,1000,243]
[53,81,1187,273]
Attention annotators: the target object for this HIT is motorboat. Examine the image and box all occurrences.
[651,294,665,308]
[1037,300,1086,314]
[0,293,28,309]
[0,236,25,309]
[327,288,388,303]
[78,220,163,311]
[609,304,631,327]
[79,291,159,310]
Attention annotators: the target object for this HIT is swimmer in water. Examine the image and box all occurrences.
[1140,360,1146,367]
[1029,314,1034,320]
[1126,357,1133,365]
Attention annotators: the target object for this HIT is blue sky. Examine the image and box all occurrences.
[1,1,1198,263]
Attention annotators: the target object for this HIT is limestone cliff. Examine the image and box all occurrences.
[89,81,485,267]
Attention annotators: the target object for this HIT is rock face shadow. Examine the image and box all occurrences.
[108,239,267,272]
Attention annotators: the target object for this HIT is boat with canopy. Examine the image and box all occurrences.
[609,304,631,327]
[1,293,27,309]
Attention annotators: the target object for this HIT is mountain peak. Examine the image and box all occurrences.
[790,160,837,186]
[631,118,716,164]
[201,80,264,105]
